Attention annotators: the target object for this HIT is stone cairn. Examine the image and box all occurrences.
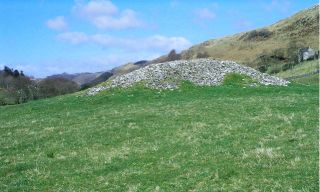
[86,59,289,95]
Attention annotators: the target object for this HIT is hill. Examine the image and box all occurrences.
[81,71,113,90]
[0,83,318,191]
[47,72,104,86]
[149,5,319,72]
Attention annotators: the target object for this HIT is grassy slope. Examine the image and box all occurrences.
[0,84,318,191]
[293,73,319,84]
[180,5,319,68]
[276,60,319,77]
[276,59,319,84]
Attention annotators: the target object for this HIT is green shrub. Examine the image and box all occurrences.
[241,29,273,41]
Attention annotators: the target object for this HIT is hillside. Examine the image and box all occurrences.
[276,59,319,84]
[110,62,141,77]
[0,83,318,191]
[81,71,113,90]
[177,5,319,69]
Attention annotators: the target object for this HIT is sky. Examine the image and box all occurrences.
[0,0,318,77]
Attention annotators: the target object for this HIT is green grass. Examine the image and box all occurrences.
[293,73,319,85]
[276,60,319,79]
[222,73,258,86]
[0,83,318,191]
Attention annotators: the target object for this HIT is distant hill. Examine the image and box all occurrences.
[111,62,145,77]
[81,71,113,90]
[47,72,104,86]
[48,62,152,90]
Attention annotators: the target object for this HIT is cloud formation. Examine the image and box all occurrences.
[57,32,191,52]
[46,16,68,30]
[73,0,142,29]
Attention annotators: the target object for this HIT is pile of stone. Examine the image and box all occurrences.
[86,59,289,95]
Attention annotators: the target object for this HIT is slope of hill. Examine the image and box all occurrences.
[177,5,319,70]
[276,59,319,84]
[110,62,144,77]
[0,83,318,191]
[81,71,113,90]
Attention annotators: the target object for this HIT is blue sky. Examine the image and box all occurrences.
[0,0,318,77]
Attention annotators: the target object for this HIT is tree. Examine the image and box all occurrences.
[4,66,13,76]
[13,70,20,77]
[38,77,80,98]
[0,65,38,104]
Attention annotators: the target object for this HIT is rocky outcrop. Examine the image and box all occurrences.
[86,59,289,95]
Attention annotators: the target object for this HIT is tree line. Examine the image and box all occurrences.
[0,66,79,105]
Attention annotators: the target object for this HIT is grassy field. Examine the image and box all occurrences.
[0,82,318,191]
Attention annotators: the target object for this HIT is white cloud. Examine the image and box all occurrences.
[194,8,216,20]
[57,32,89,44]
[46,16,68,30]
[73,0,142,29]
[59,32,191,52]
